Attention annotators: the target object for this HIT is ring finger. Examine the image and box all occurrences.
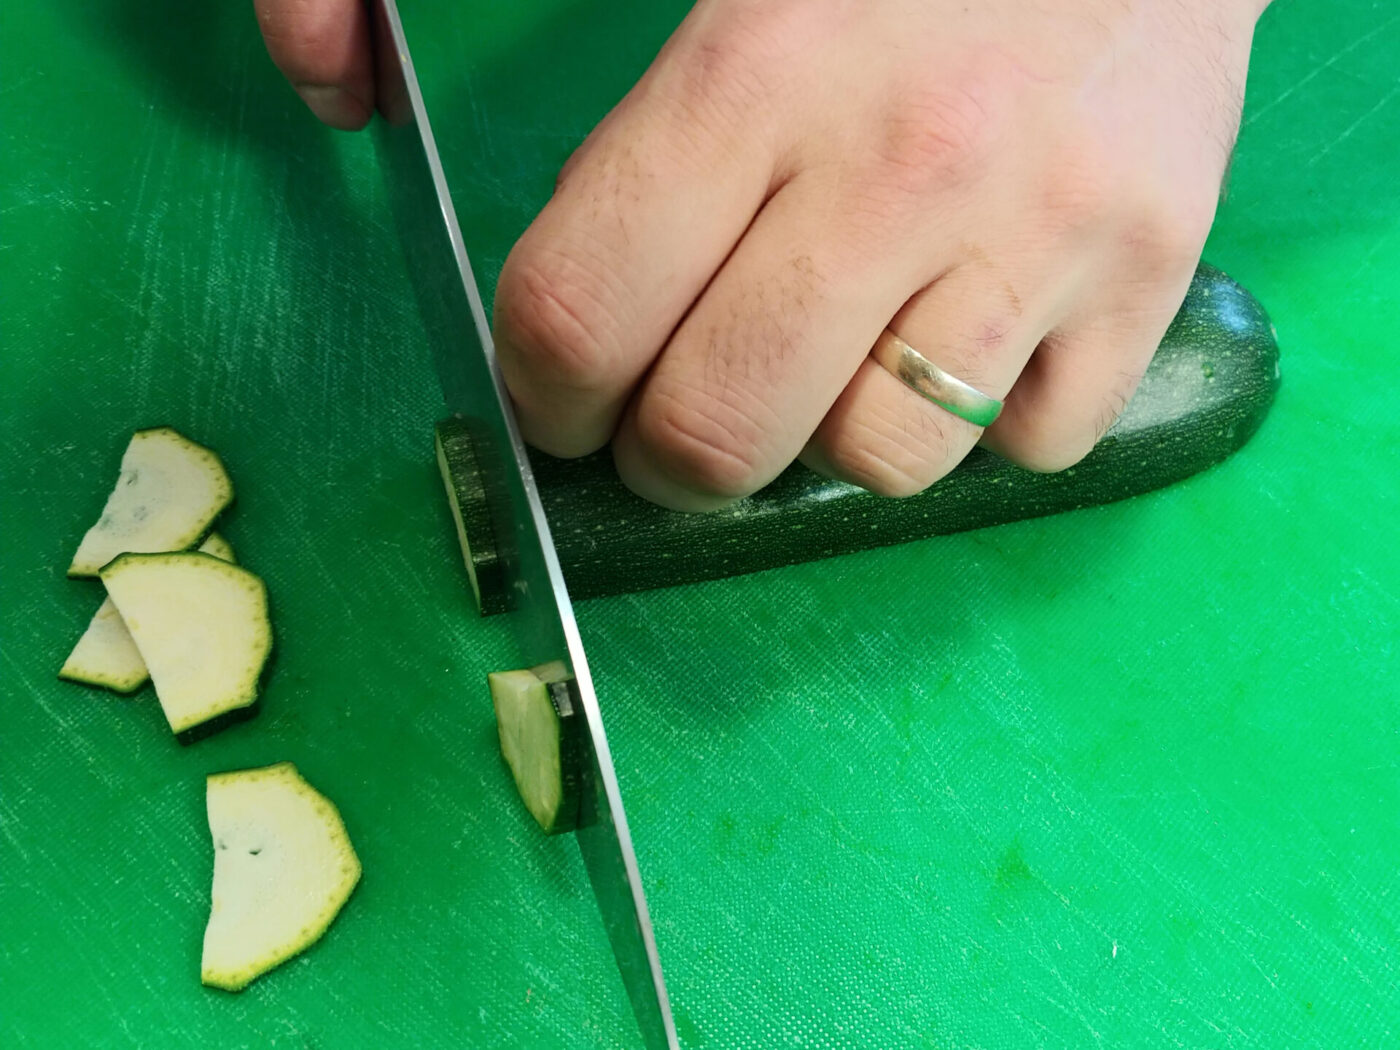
[801,259,1075,496]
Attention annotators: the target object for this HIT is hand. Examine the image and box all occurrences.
[254,0,376,130]
[254,0,1268,511]
[495,0,1267,510]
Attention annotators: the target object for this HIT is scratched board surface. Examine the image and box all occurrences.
[1,1,1397,1046]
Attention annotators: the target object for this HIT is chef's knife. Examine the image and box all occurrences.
[369,3,678,1046]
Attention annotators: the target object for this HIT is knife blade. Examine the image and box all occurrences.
[369,3,678,1046]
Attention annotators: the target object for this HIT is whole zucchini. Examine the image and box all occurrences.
[438,265,1279,609]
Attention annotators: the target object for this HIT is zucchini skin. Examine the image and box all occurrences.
[178,596,274,747]
[446,265,1278,608]
[545,679,583,835]
[435,419,507,615]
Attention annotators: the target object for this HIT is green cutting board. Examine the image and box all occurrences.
[2,1,1396,1046]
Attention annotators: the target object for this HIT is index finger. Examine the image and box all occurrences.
[254,0,375,130]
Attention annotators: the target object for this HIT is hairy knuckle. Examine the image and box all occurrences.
[634,387,765,498]
[496,245,624,391]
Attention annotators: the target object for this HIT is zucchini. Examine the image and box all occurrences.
[435,419,506,615]
[201,762,360,992]
[99,552,272,742]
[60,532,236,694]
[440,265,1279,608]
[488,666,583,834]
[68,427,233,578]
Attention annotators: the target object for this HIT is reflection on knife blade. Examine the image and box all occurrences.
[369,1,679,1046]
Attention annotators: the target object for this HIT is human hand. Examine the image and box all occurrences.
[253,0,1268,511]
[254,0,376,130]
[494,0,1268,510]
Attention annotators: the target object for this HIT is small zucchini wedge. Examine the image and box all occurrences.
[68,427,234,578]
[99,552,271,742]
[202,763,361,992]
[197,531,236,563]
[60,532,236,694]
[488,666,583,834]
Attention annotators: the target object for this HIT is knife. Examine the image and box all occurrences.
[369,3,679,1047]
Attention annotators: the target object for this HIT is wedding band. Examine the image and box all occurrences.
[871,329,1004,427]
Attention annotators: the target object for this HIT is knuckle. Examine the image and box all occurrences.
[1038,145,1119,237]
[661,4,816,133]
[869,76,1004,199]
[1144,200,1216,266]
[672,39,769,120]
[1120,181,1218,275]
[633,386,768,499]
[495,243,626,393]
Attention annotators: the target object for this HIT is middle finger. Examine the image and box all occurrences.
[611,174,932,511]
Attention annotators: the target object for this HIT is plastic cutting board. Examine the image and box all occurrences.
[2,1,1397,1045]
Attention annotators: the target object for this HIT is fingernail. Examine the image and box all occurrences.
[295,85,371,131]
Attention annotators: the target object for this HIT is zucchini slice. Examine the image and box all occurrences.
[99,552,271,741]
[196,531,237,563]
[68,427,234,578]
[60,533,236,694]
[201,762,360,992]
[434,418,506,614]
[488,666,583,834]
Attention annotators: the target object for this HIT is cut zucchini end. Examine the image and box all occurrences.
[529,659,570,685]
[100,552,272,742]
[489,667,582,835]
[435,419,506,617]
[201,762,361,992]
[175,696,261,746]
[68,428,235,577]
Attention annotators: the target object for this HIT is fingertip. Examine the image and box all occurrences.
[255,0,375,128]
[294,84,373,131]
[611,406,748,513]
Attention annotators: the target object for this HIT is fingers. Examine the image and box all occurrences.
[610,178,925,511]
[983,269,1196,472]
[254,0,374,130]
[492,64,784,459]
[799,261,1068,496]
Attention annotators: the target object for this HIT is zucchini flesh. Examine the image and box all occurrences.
[441,264,1280,609]
[489,667,582,834]
[68,427,234,577]
[60,532,236,694]
[99,552,272,741]
[201,762,360,992]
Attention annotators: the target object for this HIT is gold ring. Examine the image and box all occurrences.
[871,329,1004,427]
